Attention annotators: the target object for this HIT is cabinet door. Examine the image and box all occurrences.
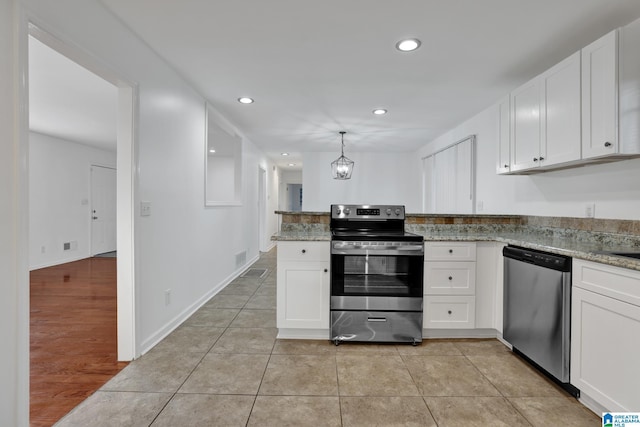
[424,296,476,329]
[582,30,618,159]
[277,261,329,329]
[424,261,476,295]
[510,78,542,172]
[541,51,582,167]
[425,242,476,261]
[571,287,640,411]
[496,96,511,174]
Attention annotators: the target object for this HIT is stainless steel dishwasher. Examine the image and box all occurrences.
[503,245,578,396]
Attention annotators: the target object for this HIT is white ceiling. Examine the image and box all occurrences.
[29,1,640,168]
[29,36,118,152]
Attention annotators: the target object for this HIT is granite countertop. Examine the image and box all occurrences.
[272,230,640,271]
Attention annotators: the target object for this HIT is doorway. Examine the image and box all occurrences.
[258,166,268,252]
[27,25,136,359]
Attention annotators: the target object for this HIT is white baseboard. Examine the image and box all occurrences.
[422,328,498,339]
[139,253,261,356]
[277,329,330,340]
[577,391,607,416]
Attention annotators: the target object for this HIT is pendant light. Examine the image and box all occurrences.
[331,131,354,180]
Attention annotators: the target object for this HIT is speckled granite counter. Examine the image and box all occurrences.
[272,227,640,271]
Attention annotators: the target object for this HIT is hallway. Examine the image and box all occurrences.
[30,257,127,427]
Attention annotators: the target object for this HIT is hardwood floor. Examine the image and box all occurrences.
[30,257,128,427]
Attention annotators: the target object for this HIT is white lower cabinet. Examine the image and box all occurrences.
[276,242,330,332]
[424,295,475,329]
[424,242,477,330]
[571,259,640,412]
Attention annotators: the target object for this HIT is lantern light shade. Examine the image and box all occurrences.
[331,131,354,179]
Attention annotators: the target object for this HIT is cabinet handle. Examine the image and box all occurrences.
[324,268,328,273]
[539,156,544,161]
[533,157,539,162]
[604,141,612,147]
[447,310,452,315]
[448,276,453,281]
[301,249,306,254]
[448,249,453,254]
[504,164,509,168]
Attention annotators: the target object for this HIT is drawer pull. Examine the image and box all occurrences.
[367,317,387,322]
[301,249,306,254]
[447,310,452,315]
[604,141,612,147]
[324,269,328,273]
[448,276,453,281]
[448,249,453,254]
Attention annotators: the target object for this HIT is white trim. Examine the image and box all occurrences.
[422,328,498,339]
[277,329,330,340]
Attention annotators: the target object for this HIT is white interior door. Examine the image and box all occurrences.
[91,165,117,255]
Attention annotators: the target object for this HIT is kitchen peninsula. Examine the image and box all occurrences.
[273,210,640,414]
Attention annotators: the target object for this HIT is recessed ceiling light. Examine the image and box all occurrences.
[373,109,388,115]
[281,152,290,156]
[237,97,254,104]
[396,38,421,52]
[209,149,216,153]
[288,163,295,167]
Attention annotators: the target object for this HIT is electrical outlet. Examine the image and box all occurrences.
[585,203,596,218]
[164,289,171,306]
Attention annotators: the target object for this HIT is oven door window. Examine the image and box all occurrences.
[331,253,423,297]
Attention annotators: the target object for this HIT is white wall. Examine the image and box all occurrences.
[21,0,279,360]
[29,132,116,269]
[1,0,29,424]
[302,152,421,212]
[417,101,640,220]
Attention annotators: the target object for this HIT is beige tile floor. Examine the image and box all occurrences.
[55,248,600,427]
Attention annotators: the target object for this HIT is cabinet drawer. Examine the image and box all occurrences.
[424,261,476,295]
[423,296,476,329]
[573,259,640,306]
[425,242,476,261]
[278,241,329,262]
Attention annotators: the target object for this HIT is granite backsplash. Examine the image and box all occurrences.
[276,211,640,248]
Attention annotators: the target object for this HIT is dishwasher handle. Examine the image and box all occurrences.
[503,245,571,272]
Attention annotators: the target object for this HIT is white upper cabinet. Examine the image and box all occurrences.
[582,21,640,160]
[498,17,640,174]
[510,78,542,172]
[496,96,511,174]
[509,52,581,173]
[541,51,582,167]
[581,30,618,159]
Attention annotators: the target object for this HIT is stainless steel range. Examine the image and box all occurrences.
[330,204,424,345]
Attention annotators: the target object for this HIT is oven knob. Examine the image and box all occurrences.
[386,208,392,216]
[394,208,401,216]
[344,208,351,215]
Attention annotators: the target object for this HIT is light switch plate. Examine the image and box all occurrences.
[140,201,151,216]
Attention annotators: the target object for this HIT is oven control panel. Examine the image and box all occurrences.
[331,204,405,219]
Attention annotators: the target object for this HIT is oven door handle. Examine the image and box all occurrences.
[331,248,424,256]
[331,243,424,256]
